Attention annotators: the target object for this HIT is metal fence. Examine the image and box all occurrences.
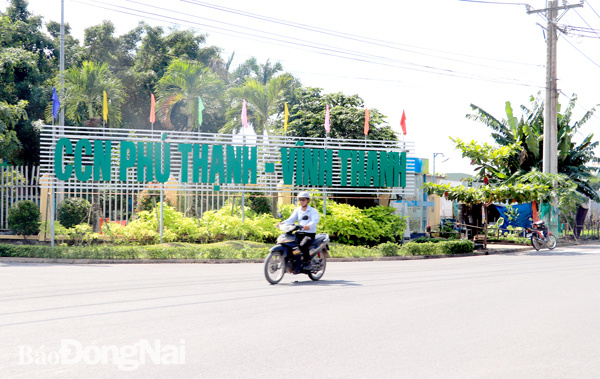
[0,165,40,231]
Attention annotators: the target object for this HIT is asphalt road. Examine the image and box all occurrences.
[3,244,600,378]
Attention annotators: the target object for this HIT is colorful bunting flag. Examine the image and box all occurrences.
[150,93,156,124]
[102,91,108,122]
[284,102,289,134]
[364,107,370,135]
[400,110,407,135]
[52,87,60,120]
[325,104,330,134]
[241,99,248,128]
[198,97,205,127]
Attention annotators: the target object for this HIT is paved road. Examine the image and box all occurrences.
[2,244,600,378]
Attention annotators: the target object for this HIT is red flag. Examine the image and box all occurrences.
[364,108,370,135]
[400,110,407,135]
[150,93,156,124]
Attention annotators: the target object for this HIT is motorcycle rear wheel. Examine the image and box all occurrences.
[264,252,285,284]
[531,235,542,251]
[308,251,327,281]
[546,235,557,250]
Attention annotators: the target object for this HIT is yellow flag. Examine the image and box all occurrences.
[103,90,108,122]
[284,102,289,133]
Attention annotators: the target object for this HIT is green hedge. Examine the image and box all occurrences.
[0,239,475,260]
[401,240,475,256]
[0,243,270,260]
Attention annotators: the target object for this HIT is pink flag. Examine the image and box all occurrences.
[400,110,407,135]
[149,93,156,124]
[241,99,248,128]
[364,107,370,135]
[324,104,330,134]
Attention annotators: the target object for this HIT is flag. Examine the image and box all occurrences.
[324,104,330,134]
[241,99,248,128]
[51,87,60,119]
[102,90,108,122]
[284,102,289,133]
[150,93,156,124]
[198,97,205,126]
[363,107,370,135]
[400,110,407,135]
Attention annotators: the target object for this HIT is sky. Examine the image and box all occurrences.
[3,0,600,175]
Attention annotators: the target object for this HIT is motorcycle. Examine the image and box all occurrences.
[526,220,557,251]
[264,224,330,284]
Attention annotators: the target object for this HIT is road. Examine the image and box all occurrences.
[2,244,600,378]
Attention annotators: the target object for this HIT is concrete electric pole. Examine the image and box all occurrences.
[527,0,583,175]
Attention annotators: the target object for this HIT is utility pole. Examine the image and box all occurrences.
[527,0,583,175]
[526,1,583,233]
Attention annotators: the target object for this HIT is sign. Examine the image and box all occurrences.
[41,126,415,195]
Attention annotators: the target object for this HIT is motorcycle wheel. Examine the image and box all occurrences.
[531,235,542,251]
[308,251,327,281]
[264,252,285,284]
[546,235,557,250]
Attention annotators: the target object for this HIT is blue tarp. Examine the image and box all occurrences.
[494,203,533,229]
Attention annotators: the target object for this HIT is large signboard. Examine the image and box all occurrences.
[40,126,415,195]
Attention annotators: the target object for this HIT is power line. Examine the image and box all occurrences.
[70,0,544,88]
[456,0,530,5]
[181,0,542,68]
[587,2,600,22]
[561,34,600,70]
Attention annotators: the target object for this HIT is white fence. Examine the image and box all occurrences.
[0,166,40,231]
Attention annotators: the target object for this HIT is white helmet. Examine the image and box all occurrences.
[296,191,311,201]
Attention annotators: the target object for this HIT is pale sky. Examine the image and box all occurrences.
[3,0,600,175]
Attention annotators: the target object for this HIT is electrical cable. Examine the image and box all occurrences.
[69,0,543,87]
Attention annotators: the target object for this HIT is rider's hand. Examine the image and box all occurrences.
[276,222,281,227]
[303,225,310,230]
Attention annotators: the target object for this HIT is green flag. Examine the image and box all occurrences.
[198,97,205,127]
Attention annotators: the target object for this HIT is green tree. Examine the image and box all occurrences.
[282,87,397,140]
[0,99,27,162]
[231,57,283,85]
[155,59,225,132]
[55,61,126,127]
[0,0,56,165]
[221,74,293,135]
[467,93,599,201]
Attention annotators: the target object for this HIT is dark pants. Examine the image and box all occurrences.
[294,232,315,271]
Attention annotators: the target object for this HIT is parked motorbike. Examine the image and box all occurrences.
[526,220,557,251]
[264,224,330,284]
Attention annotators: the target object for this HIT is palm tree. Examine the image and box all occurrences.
[467,93,599,201]
[155,59,225,132]
[221,74,292,135]
[222,74,293,217]
[56,61,125,127]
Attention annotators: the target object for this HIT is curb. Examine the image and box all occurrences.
[1,241,595,265]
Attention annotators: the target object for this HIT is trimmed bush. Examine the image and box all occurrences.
[8,200,41,235]
[401,240,475,255]
[57,197,91,228]
[376,241,401,256]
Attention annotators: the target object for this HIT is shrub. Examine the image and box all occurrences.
[376,241,401,256]
[248,192,271,215]
[319,202,405,245]
[135,189,175,213]
[8,200,41,235]
[400,240,474,255]
[57,197,91,228]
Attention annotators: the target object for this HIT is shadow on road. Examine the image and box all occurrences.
[280,279,362,287]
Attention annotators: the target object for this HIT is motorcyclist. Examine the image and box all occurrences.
[276,191,320,272]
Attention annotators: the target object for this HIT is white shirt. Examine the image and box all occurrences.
[282,205,320,233]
